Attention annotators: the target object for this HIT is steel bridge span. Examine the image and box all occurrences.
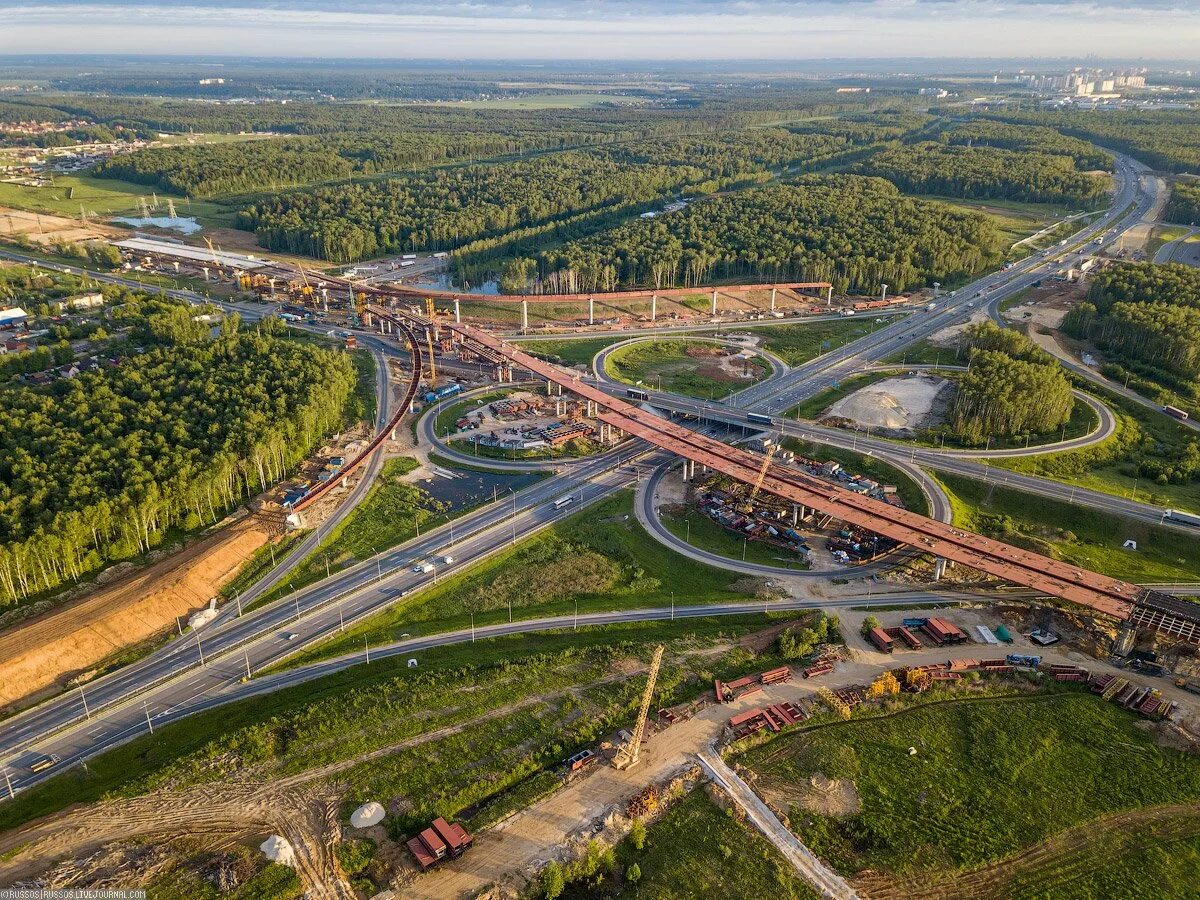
[360,301,1199,641]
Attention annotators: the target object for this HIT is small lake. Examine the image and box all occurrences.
[113,215,202,234]
[409,273,501,295]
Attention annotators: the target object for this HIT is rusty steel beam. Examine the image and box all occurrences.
[361,281,832,305]
[293,319,423,512]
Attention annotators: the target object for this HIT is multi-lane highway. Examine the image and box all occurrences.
[0,145,1179,801]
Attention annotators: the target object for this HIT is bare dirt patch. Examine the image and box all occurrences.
[0,516,272,708]
[758,772,862,819]
[0,206,119,246]
[828,376,950,431]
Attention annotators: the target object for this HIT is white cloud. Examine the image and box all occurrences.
[1,1,1197,59]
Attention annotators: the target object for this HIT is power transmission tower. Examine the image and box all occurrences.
[613,644,665,770]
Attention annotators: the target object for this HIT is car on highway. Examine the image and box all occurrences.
[282,632,298,641]
[413,561,436,573]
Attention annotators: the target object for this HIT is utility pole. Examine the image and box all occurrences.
[79,685,90,720]
[3,769,13,800]
[144,701,154,734]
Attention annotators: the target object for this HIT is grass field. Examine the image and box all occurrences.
[435,93,648,109]
[286,490,762,666]
[604,339,770,399]
[753,318,894,367]
[937,472,1200,582]
[883,339,959,367]
[557,788,820,898]
[0,615,786,839]
[0,173,235,227]
[909,194,1083,249]
[991,386,1200,513]
[741,692,1200,877]
[519,336,630,368]
[1145,224,1192,258]
[658,505,811,569]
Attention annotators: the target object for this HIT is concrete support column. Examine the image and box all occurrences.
[202,266,210,282]
[711,290,718,315]
[792,504,799,526]
[933,558,947,582]
[546,379,552,396]
[588,297,594,325]
[826,286,833,306]
[932,282,941,300]
[454,299,461,323]
[651,294,657,322]
[881,284,889,303]
[770,287,777,312]
[521,299,528,332]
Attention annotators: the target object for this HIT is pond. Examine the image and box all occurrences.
[112,215,202,234]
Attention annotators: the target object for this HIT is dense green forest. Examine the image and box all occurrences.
[935,120,1113,170]
[950,324,1073,442]
[1166,181,1200,225]
[974,109,1200,174]
[1065,263,1200,398]
[0,274,357,606]
[508,174,1001,294]
[853,141,1109,205]
[231,131,887,263]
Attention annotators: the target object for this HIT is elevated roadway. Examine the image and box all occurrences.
[370,306,1159,625]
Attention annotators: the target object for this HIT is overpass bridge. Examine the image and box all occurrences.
[361,300,1199,641]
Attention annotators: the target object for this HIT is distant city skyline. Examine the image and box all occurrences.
[3,1,1199,61]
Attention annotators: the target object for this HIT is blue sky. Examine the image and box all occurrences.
[3,1,1197,60]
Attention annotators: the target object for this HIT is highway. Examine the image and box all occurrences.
[0,145,1182,801]
[0,449,638,792]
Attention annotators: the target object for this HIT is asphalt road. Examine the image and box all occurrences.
[0,147,1179,800]
[0,449,635,790]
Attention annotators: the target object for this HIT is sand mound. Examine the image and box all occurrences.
[828,376,949,431]
[0,519,270,707]
[260,834,296,867]
[350,802,386,828]
[759,772,862,818]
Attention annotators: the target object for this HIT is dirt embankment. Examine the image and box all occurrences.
[0,518,271,708]
[0,206,120,246]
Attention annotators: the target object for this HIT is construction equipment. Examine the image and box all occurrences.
[203,236,221,266]
[816,685,851,720]
[737,440,778,513]
[613,644,664,770]
[866,671,901,699]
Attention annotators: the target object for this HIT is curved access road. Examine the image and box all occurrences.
[418,382,639,472]
[634,455,952,579]
[591,333,790,399]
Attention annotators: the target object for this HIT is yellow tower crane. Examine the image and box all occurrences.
[613,644,665,770]
[737,440,778,514]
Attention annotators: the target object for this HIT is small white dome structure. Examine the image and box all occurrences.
[351,801,386,828]
[260,834,296,867]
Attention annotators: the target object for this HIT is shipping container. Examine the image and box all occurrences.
[867,627,895,653]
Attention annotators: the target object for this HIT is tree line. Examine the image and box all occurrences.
[1065,263,1200,394]
[950,323,1073,442]
[0,285,357,607]
[1166,181,1200,226]
[505,174,1002,295]
[973,108,1200,175]
[853,141,1110,205]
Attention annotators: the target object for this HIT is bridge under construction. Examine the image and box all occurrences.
[350,297,1199,643]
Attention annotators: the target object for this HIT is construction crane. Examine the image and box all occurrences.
[737,439,778,513]
[202,237,221,267]
[613,644,665,770]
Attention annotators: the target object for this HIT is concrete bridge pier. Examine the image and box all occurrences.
[521,299,529,332]
[651,294,657,322]
[454,299,461,323]
[826,286,834,306]
[711,290,718,315]
[934,558,947,581]
[588,297,594,325]
[770,287,777,312]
